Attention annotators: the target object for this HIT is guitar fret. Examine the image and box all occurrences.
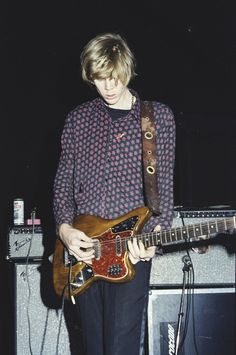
[207,221,211,234]
[177,228,182,241]
[143,235,146,247]
[156,232,161,245]
[165,230,168,244]
[194,224,202,237]
[199,223,203,235]
[143,234,148,247]
[224,218,227,231]
[174,228,178,241]
[189,225,195,238]
[166,230,171,243]
[226,219,232,230]
[150,232,153,246]
[159,231,163,244]
[186,225,189,239]
[171,229,176,242]
[208,221,217,234]
[182,227,188,240]
[201,223,208,235]
[148,233,151,246]
[162,230,167,244]
[153,233,157,245]
[192,225,196,238]
[226,218,232,230]
[149,233,152,247]
[176,227,182,241]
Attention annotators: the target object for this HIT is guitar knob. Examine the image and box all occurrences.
[108,264,122,276]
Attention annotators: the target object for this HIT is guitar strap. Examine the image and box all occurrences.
[140,101,160,215]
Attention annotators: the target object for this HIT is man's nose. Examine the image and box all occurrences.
[105,78,115,90]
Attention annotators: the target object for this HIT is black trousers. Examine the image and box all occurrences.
[75,261,151,355]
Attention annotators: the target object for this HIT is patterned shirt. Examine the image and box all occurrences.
[53,90,175,232]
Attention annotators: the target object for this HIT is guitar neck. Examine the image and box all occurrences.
[137,216,236,248]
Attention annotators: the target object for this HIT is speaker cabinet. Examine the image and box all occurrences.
[150,211,236,287]
[148,288,236,355]
[13,262,71,355]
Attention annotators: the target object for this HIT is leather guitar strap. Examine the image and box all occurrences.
[140,101,160,215]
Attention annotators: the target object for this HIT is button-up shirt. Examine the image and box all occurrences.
[53,90,175,232]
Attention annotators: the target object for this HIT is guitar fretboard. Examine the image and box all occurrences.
[133,216,236,248]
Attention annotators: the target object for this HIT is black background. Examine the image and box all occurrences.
[1,0,236,353]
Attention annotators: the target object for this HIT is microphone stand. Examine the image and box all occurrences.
[174,255,192,355]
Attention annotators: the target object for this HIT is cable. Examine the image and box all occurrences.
[39,309,50,355]
[177,215,200,355]
[190,266,199,355]
[174,254,192,355]
[179,267,192,347]
[56,259,75,355]
[25,207,36,355]
[177,257,192,352]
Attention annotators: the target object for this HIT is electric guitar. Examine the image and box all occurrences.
[53,206,235,299]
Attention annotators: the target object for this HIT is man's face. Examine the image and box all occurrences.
[93,77,128,107]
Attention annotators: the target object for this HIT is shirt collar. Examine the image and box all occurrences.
[93,88,142,123]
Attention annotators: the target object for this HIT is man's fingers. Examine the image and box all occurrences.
[154,225,161,232]
[127,240,138,259]
[128,239,154,261]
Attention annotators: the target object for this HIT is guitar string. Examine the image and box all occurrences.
[92,217,235,247]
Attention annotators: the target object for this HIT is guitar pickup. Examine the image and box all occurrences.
[93,239,101,260]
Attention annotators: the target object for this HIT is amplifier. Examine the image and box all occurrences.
[7,225,44,260]
[148,287,236,355]
[150,209,236,287]
[13,262,72,355]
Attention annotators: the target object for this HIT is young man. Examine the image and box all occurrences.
[53,33,175,355]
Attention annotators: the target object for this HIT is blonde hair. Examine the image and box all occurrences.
[81,33,136,86]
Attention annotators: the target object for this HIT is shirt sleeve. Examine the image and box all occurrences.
[53,113,77,228]
[142,104,176,233]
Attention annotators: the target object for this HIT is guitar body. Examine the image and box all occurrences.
[53,206,152,299]
[53,205,235,299]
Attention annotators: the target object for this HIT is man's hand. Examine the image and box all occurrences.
[128,225,161,264]
[59,223,95,263]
